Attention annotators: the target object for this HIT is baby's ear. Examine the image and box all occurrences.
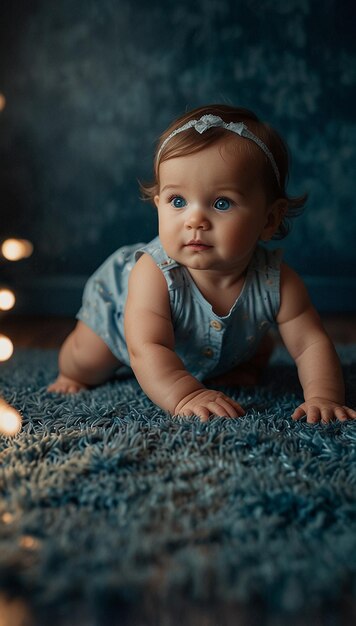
[154,195,160,209]
[261,199,288,241]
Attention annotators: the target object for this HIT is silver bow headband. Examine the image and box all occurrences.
[157,114,280,186]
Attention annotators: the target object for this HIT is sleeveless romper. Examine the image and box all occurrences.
[77,236,283,381]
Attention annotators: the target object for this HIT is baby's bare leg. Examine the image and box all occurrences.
[47,321,122,393]
[205,332,275,387]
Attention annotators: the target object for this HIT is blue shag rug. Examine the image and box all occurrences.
[0,346,356,626]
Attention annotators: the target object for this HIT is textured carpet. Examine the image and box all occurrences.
[0,347,356,625]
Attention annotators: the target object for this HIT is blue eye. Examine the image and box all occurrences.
[214,197,231,211]
[170,196,186,209]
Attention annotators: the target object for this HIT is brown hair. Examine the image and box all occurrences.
[139,104,307,239]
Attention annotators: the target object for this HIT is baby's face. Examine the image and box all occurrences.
[154,138,279,275]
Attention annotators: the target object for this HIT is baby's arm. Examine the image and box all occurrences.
[277,263,356,424]
[124,254,244,421]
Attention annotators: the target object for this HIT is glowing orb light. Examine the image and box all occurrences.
[0,288,16,311]
[0,400,22,436]
[1,238,34,261]
[0,93,5,111]
[0,335,13,361]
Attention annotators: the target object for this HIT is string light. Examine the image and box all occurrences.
[0,288,16,311]
[1,238,34,261]
[0,334,13,361]
[0,98,23,437]
[0,399,22,436]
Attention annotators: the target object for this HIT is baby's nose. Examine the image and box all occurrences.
[184,208,210,230]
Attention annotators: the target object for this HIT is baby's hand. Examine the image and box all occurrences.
[292,397,356,424]
[174,389,245,422]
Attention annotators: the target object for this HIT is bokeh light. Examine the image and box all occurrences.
[0,400,22,436]
[0,335,14,361]
[1,239,34,261]
[0,288,16,311]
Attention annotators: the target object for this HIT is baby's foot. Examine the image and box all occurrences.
[47,374,89,394]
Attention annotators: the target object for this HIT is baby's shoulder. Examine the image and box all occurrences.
[127,252,172,313]
[130,251,165,282]
[279,261,305,287]
[135,237,180,272]
[277,262,311,323]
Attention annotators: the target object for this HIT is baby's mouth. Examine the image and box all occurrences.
[185,240,212,249]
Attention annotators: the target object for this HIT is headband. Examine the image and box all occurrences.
[157,114,280,186]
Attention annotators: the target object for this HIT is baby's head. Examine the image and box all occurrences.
[141,104,307,239]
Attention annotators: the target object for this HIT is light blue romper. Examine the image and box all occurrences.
[77,236,283,381]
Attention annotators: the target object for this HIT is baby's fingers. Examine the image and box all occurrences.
[202,402,236,421]
[291,405,307,421]
[175,391,245,421]
[292,404,321,423]
[306,405,322,424]
[199,399,245,422]
[334,407,348,422]
[320,405,356,423]
[292,402,356,424]
[217,397,245,418]
[336,406,356,421]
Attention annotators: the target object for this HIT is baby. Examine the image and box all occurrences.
[48,104,356,425]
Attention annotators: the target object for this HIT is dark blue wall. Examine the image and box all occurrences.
[0,0,355,314]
